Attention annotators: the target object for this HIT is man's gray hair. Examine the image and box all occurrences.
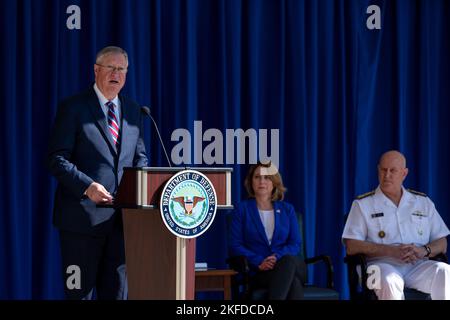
[96,46,128,65]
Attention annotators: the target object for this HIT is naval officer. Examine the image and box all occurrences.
[342,150,450,299]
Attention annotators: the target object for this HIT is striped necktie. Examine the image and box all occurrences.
[106,101,120,147]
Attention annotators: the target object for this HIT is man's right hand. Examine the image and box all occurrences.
[85,182,113,204]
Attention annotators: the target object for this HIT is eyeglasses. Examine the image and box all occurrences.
[96,63,128,74]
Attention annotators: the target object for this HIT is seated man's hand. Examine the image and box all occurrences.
[386,244,416,263]
[398,244,423,263]
[258,255,277,271]
[410,244,429,260]
[85,182,113,204]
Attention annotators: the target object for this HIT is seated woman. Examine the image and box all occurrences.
[229,162,306,300]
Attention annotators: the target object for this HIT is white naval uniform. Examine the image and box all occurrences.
[342,186,450,300]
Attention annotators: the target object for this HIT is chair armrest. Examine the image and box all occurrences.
[431,252,448,263]
[344,254,372,299]
[226,255,250,273]
[226,255,251,299]
[304,255,335,289]
[344,254,368,270]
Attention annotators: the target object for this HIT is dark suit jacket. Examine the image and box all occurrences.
[48,87,148,234]
[229,199,302,271]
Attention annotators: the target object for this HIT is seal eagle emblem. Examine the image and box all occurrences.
[160,170,217,238]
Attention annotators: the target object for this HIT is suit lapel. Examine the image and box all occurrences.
[249,199,270,246]
[86,89,117,155]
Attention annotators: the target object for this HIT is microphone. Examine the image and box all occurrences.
[141,106,172,167]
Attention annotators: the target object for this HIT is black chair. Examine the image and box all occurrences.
[227,212,339,300]
[344,251,448,300]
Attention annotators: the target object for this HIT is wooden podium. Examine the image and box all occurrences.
[115,167,232,300]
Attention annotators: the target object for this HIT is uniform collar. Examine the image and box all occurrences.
[375,185,412,208]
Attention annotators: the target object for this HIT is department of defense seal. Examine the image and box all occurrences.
[160,170,217,239]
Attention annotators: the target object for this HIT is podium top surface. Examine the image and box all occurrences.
[124,167,233,172]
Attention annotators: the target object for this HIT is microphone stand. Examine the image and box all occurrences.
[141,106,172,167]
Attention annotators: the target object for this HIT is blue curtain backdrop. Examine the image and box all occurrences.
[1,0,450,299]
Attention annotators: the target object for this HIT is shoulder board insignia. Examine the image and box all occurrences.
[356,190,375,200]
[408,189,427,197]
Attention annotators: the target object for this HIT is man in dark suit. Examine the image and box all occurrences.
[48,46,148,299]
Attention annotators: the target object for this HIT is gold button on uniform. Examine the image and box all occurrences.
[378,230,386,238]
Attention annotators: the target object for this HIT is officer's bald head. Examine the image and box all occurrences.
[378,150,407,168]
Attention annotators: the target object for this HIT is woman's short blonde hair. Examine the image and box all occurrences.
[244,162,287,201]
